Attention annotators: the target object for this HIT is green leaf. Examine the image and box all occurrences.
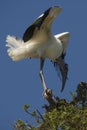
[32,111,37,116]
[23,104,30,111]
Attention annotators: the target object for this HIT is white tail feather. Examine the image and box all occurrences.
[6,35,23,48]
[6,35,40,61]
[6,35,24,61]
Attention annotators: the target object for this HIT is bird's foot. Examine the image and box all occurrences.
[43,88,52,99]
[43,88,58,107]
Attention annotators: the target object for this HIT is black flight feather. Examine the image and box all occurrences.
[54,54,68,92]
[23,7,52,42]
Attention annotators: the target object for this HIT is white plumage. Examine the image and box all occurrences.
[6,6,70,92]
[6,31,69,62]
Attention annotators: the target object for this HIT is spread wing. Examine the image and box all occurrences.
[23,6,62,42]
[55,32,70,54]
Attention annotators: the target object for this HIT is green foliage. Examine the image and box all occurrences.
[44,103,87,130]
[14,82,87,130]
[23,104,30,111]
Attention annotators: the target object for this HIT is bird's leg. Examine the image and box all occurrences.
[39,59,58,106]
[39,58,47,91]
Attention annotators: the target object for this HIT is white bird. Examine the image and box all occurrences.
[6,6,70,92]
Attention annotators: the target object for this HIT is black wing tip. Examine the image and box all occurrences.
[61,85,65,92]
[61,64,68,92]
[61,89,63,93]
[61,81,67,92]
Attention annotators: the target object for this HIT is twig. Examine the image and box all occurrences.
[36,109,45,122]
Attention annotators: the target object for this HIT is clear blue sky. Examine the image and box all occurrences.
[0,0,87,129]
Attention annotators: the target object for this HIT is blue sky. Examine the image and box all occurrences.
[0,0,87,129]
